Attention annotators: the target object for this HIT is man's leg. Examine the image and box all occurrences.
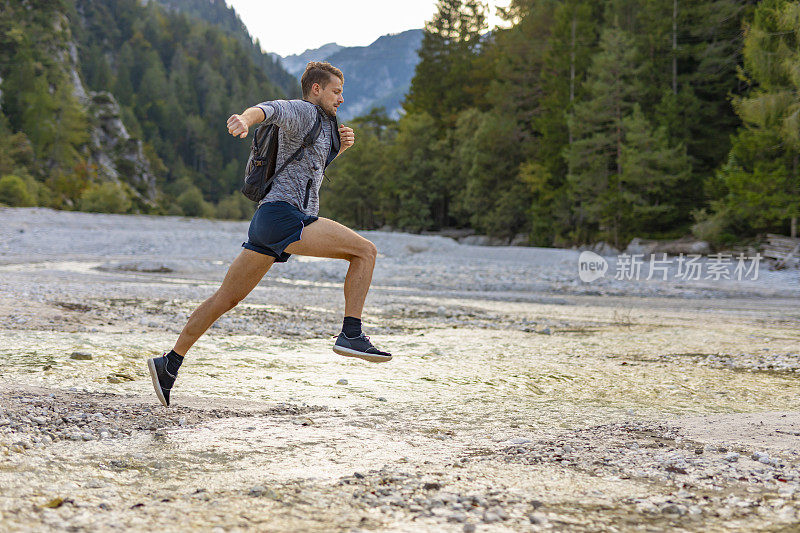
[174,249,276,355]
[148,249,275,406]
[284,217,377,318]
[284,218,390,362]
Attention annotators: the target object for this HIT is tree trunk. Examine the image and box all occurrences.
[672,0,678,95]
[569,15,576,145]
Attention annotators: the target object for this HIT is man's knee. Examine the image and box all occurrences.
[214,289,244,311]
[356,239,377,262]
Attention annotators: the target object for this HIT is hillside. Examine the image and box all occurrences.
[155,0,300,98]
[0,0,291,218]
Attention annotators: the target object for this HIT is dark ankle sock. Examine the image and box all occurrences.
[342,316,362,338]
[165,350,184,376]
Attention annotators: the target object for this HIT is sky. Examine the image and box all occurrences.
[225,0,511,57]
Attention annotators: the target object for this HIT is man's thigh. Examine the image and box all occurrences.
[284,217,371,260]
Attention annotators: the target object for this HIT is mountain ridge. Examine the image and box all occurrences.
[279,30,424,120]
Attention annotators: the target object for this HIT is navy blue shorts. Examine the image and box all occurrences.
[242,201,318,262]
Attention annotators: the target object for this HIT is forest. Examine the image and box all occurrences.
[1,0,798,248]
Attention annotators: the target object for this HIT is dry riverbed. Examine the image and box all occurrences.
[1,207,800,532]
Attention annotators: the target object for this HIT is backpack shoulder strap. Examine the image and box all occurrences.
[270,107,324,179]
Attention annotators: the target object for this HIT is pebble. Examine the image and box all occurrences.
[724,452,740,462]
[752,451,771,464]
[336,379,348,385]
[69,351,93,360]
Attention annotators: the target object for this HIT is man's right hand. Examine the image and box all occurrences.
[226,114,249,138]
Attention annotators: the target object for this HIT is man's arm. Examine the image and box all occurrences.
[337,124,355,156]
[227,100,310,139]
[226,107,268,138]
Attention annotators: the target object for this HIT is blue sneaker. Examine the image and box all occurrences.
[147,353,176,407]
[333,333,392,363]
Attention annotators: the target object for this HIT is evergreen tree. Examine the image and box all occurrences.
[404,0,489,125]
[619,104,692,238]
[711,0,800,237]
[565,26,644,245]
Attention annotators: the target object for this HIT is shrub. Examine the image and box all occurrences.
[0,174,36,207]
[79,182,132,214]
[176,185,215,218]
[216,193,254,220]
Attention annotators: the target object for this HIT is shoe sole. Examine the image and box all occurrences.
[147,358,169,407]
[333,345,392,363]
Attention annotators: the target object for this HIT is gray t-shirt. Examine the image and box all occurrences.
[255,99,337,216]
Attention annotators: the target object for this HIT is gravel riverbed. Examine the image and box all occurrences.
[1,207,800,532]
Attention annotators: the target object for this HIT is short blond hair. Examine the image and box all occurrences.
[301,62,344,98]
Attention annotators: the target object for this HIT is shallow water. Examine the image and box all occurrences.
[2,209,800,531]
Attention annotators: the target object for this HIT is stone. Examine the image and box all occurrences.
[448,513,467,523]
[661,504,687,516]
[752,451,771,464]
[70,352,93,360]
[336,379,348,385]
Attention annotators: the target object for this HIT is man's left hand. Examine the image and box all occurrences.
[339,124,355,153]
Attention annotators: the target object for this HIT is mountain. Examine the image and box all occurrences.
[154,0,300,98]
[0,0,291,218]
[279,30,424,121]
[280,43,345,77]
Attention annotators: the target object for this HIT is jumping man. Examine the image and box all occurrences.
[147,62,391,408]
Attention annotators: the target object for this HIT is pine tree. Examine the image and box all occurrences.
[619,104,691,238]
[403,0,489,125]
[565,26,644,245]
[713,0,800,237]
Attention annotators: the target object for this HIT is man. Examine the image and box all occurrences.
[147,62,391,408]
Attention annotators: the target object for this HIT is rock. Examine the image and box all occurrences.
[86,92,157,203]
[463,525,477,533]
[448,513,467,523]
[506,437,532,445]
[751,451,771,464]
[509,233,529,247]
[336,378,348,385]
[353,472,365,479]
[724,452,740,462]
[482,511,500,523]
[625,236,711,256]
[528,512,548,524]
[249,485,267,497]
[377,397,387,402]
[538,327,551,335]
[30,416,47,425]
[70,352,93,360]
[423,482,441,490]
[661,504,687,516]
[458,235,506,247]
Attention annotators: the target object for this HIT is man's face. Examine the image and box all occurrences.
[312,75,344,117]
